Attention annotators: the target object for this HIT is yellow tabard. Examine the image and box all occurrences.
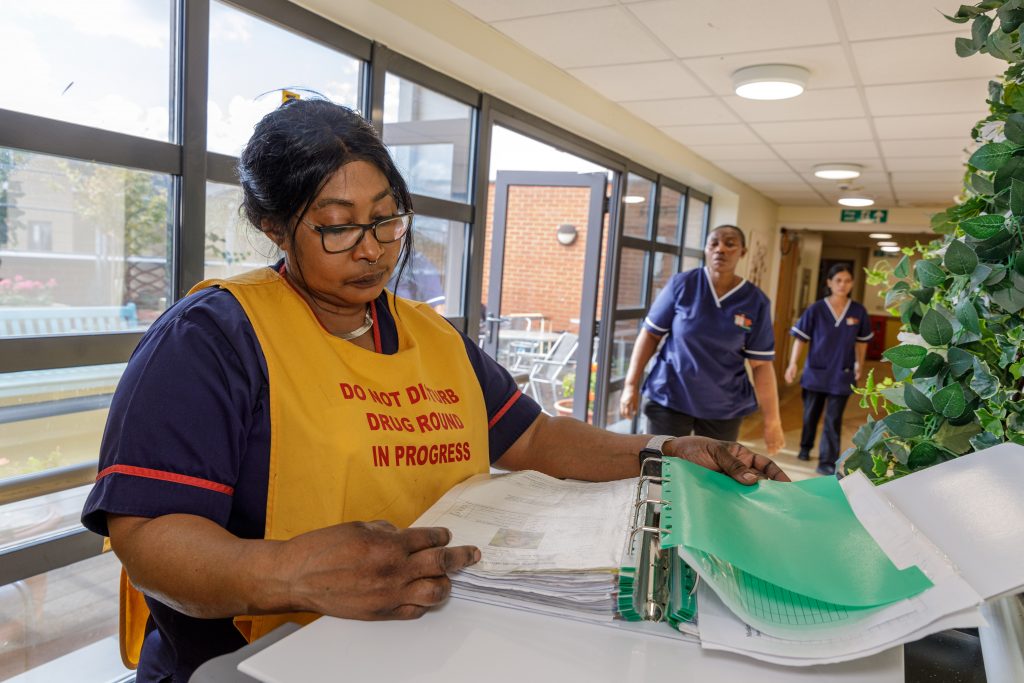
[119,267,489,666]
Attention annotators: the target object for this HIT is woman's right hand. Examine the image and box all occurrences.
[784,363,798,385]
[281,520,480,621]
[619,384,639,419]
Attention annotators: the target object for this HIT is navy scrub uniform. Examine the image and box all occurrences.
[790,298,873,469]
[641,267,775,440]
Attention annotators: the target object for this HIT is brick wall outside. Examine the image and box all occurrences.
[481,183,594,333]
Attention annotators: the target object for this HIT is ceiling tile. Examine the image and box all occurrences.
[836,0,967,41]
[891,171,964,183]
[662,124,762,145]
[885,156,967,171]
[874,112,982,141]
[683,45,854,96]
[773,196,829,206]
[724,89,864,123]
[568,62,710,101]
[451,0,615,22]
[851,34,1004,86]
[772,140,880,159]
[731,171,806,185]
[751,118,872,144]
[881,138,975,156]
[492,7,671,68]
[620,97,734,125]
[864,79,991,116]
[626,0,838,58]
[714,159,795,174]
[751,183,818,193]
[686,144,780,161]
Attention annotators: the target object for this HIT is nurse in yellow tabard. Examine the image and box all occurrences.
[81,99,789,682]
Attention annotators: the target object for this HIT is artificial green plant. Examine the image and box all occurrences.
[841,0,1024,483]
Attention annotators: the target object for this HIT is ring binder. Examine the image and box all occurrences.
[621,469,676,624]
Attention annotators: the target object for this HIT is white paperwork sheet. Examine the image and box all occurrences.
[413,471,633,620]
[696,444,1024,665]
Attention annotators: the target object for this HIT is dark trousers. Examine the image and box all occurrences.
[643,401,744,441]
[800,389,850,466]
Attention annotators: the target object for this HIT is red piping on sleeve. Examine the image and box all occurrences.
[488,390,522,429]
[96,465,235,496]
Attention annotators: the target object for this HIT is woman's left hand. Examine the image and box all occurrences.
[763,422,785,456]
[854,362,862,382]
[662,436,790,484]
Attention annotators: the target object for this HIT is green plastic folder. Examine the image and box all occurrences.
[660,458,932,609]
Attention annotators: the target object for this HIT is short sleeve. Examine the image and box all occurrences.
[81,289,265,537]
[452,327,542,463]
[643,273,684,336]
[790,304,814,341]
[856,307,874,341]
[742,292,776,360]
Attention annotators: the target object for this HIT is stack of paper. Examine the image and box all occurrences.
[413,471,634,622]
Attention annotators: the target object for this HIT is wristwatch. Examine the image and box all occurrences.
[638,434,674,474]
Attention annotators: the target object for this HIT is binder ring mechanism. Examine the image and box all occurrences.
[628,468,671,621]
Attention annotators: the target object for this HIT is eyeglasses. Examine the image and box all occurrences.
[301,212,413,254]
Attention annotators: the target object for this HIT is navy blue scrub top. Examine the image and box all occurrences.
[790,298,873,396]
[642,267,775,421]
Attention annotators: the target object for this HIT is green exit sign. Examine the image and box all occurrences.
[840,209,888,223]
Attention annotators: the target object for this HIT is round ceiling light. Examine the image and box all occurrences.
[876,241,898,247]
[623,195,646,204]
[732,64,810,100]
[868,233,892,239]
[838,193,874,207]
[880,245,901,253]
[813,163,862,180]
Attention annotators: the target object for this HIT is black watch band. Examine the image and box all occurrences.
[638,435,673,474]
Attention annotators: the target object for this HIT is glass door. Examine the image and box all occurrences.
[481,171,607,421]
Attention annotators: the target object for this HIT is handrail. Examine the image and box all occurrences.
[0,460,97,507]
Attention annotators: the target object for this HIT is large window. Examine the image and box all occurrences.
[207,0,363,156]
[0,1,174,142]
[0,149,172,338]
[383,74,473,203]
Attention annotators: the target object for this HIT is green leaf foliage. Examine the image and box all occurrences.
[883,410,926,439]
[1007,113,1024,143]
[932,382,968,418]
[934,420,984,454]
[968,142,1016,170]
[913,352,947,379]
[948,346,977,376]
[959,214,1005,239]
[908,442,956,469]
[973,13,994,47]
[974,228,1017,260]
[957,35,981,56]
[971,356,1001,398]
[1013,177,1024,214]
[915,259,947,286]
[991,284,1024,313]
[945,239,980,275]
[883,344,927,368]
[894,254,910,278]
[998,0,1024,33]
[904,383,935,414]
[856,8,1024,481]
[920,309,954,345]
